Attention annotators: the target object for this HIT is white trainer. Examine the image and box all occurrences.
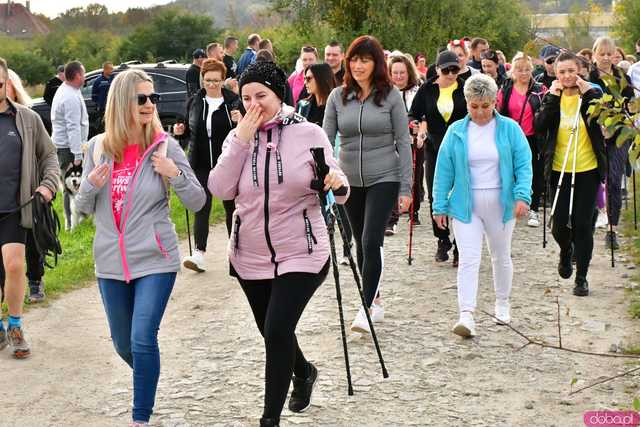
[371,303,384,322]
[595,210,608,229]
[182,249,206,272]
[452,311,476,337]
[527,211,540,227]
[495,299,511,325]
[351,308,371,333]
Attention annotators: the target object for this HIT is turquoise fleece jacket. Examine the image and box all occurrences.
[432,112,533,224]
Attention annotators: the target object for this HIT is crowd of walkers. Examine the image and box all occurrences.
[0,30,639,427]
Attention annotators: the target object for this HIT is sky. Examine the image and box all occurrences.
[29,0,173,18]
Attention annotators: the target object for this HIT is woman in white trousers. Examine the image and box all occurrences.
[432,74,533,338]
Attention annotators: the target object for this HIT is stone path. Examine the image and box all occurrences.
[4,209,640,427]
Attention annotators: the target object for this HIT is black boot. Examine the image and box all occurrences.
[573,275,589,297]
[435,239,452,262]
[260,417,280,427]
[558,245,573,279]
[605,231,620,250]
[452,244,459,268]
[288,362,318,413]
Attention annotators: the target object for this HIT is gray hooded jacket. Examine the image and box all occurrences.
[75,133,205,282]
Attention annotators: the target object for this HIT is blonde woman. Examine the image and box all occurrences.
[75,69,205,426]
[496,53,545,227]
[7,69,32,107]
[589,37,635,250]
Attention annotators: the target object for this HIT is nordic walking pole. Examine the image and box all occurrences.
[605,149,615,267]
[318,195,354,396]
[309,147,389,379]
[567,99,581,229]
[185,209,193,256]
[407,141,417,265]
[542,177,548,248]
[634,169,637,230]
[332,203,389,379]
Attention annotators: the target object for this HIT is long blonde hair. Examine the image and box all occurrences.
[8,69,32,107]
[103,69,163,162]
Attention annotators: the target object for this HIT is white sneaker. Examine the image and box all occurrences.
[595,210,608,229]
[182,250,206,272]
[494,299,511,325]
[384,224,397,236]
[527,211,540,227]
[351,308,371,333]
[371,303,384,322]
[452,312,476,337]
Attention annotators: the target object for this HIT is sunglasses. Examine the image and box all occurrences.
[304,75,314,83]
[136,93,160,106]
[0,82,3,89]
[545,57,557,64]
[440,66,461,75]
[481,52,498,61]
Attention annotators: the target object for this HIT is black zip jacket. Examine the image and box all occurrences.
[181,87,241,171]
[534,88,606,182]
[409,76,467,152]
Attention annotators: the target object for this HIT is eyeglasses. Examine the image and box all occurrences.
[204,79,223,85]
[136,93,160,106]
[545,57,557,65]
[304,75,314,83]
[440,66,461,75]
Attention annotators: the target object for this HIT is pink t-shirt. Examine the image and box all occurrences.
[504,88,534,136]
[112,144,142,230]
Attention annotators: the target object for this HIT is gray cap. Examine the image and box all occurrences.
[436,51,459,69]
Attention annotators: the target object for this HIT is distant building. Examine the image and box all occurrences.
[532,12,614,38]
[0,0,49,39]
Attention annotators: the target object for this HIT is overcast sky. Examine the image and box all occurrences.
[30,0,173,18]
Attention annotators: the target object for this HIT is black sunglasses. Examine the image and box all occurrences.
[481,51,498,61]
[0,82,3,89]
[545,56,557,65]
[441,66,461,75]
[136,93,160,106]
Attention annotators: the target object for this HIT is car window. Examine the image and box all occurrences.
[150,73,185,94]
[81,75,99,99]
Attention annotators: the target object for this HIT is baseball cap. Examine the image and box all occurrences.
[436,51,459,69]
[539,45,561,60]
[192,48,207,59]
[56,65,65,73]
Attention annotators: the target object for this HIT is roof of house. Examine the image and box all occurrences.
[0,2,49,38]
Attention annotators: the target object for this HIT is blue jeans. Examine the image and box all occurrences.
[98,272,176,422]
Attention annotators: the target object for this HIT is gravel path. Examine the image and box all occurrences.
[4,211,640,427]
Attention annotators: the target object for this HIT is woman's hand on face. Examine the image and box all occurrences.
[575,76,592,94]
[433,214,448,230]
[323,169,345,192]
[151,150,180,178]
[87,163,110,189]
[398,195,412,213]
[549,79,563,96]
[514,200,529,219]
[235,104,263,144]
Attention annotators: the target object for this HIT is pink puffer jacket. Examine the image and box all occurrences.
[209,112,349,280]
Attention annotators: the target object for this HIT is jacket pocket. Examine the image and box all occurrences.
[303,209,318,254]
[155,232,170,259]
[232,215,241,254]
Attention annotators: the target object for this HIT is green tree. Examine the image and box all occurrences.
[613,0,640,54]
[5,50,52,86]
[118,9,221,62]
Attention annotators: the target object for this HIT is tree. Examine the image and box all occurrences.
[561,2,600,51]
[613,0,640,54]
[118,9,221,62]
[6,51,52,86]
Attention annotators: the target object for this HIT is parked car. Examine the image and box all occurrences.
[33,61,190,137]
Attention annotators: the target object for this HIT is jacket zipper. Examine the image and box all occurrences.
[303,209,318,254]
[263,131,279,276]
[233,215,241,254]
[358,101,365,186]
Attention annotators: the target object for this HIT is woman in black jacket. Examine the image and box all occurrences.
[175,59,242,272]
[409,50,467,265]
[535,52,605,297]
[497,52,545,227]
[589,36,635,250]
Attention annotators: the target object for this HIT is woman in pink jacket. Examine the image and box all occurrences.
[288,45,319,107]
[209,61,349,427]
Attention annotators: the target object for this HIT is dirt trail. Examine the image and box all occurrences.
[3,216,640,426]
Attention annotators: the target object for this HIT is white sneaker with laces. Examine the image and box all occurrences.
[527,211,540,227]
[182,249,206,272]
[452,311,476,337]
[351,308,371,333]
[595,210,608,229]
[494,299,511,325]
[371,303,384,322]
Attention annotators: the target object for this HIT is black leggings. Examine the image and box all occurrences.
[550,169,599,278]
[193,169,237,250]
[528,135,544,212]
[425,146,452,241]
[237,261,329,420]
[344,182,399,307]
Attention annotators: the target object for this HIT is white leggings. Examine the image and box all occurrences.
[451,189,515,313]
